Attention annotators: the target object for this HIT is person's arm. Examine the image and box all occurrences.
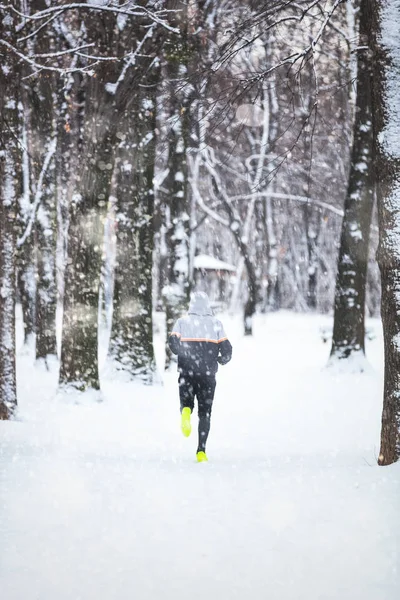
[168,320,181,355]
[217,322,232,365]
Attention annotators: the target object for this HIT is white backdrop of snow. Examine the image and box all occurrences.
[0,310,399,599]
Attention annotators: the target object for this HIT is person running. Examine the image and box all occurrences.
[168,291,232,462]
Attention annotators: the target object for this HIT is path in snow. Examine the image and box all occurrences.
[0,313,399,600]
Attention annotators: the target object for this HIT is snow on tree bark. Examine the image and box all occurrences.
[264,61,281,313]
[16,101,36,346]
[0,12,18,419]
[331,0,375,361]
[368,0,400,465]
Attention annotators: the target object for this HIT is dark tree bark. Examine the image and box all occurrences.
[367,0,400,465]
[303,204,320,311]
[31,78,58,362]
[59,132,114,391]
[16,103,36,345]
[109,66,159,383]
[0,11,19,419]
[17,242,36,344]
[330,0,375,360]
[243,277,258,335]
[264,194,280,312]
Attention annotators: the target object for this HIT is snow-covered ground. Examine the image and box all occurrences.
[1,311,399,600]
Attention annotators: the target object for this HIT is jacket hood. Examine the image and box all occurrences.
[188,292,213,316]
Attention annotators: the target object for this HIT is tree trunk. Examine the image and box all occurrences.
[16,106,36,345]
[244,265,258,336]
[162,2,191,367]
[331,0,375,360]
[27,0,58,366]
[32,119,58,362]
[0,15,19,419]
[304,204,320,311]
[17,244,36,344]
[58,7,163,392]
[110,71,159,383]
[264,38,281,313]
[55,69,85,316]
[0,149,17,419]
[264,194,280,311]
[367,0,400,465]
[59,138,112,391]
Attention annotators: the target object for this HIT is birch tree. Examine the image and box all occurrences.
[16,104,36,347]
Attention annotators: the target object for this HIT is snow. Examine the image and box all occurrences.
[354,161,368,173]
[87,0,110,5]
[194,254,236,272]
[1,311,399,600]
[235,103,265,128]
[379,0,400,159]
[175,171,184,182]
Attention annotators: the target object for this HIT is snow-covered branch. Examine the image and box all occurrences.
[32,43,94,59]
[230,192,344,217]
[17,137,57,248]
[0,39,96,75]
[104,24,156,96]
[6,2,179,34]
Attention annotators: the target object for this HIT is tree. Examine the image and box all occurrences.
[59,12,118,392]
[16,102,36,347]
[0,9,19,419]
[29,0,58,363]
[109,58,159,383]
[59,8,167,392]
[161,0,192,367]
[368,0,400,465]
[330,0,375,362]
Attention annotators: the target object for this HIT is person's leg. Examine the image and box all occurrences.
[195,375,216,454]
[179,373,195,437]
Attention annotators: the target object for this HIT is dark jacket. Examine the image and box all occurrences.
[168,292,232,376]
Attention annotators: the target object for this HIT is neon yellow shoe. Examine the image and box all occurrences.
[181,407,192,437]
[196,451,208,463]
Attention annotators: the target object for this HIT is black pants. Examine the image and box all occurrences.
[179,373,216,453]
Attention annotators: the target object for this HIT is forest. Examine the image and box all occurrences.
[1,2,400,598]
[0,1,399,462]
